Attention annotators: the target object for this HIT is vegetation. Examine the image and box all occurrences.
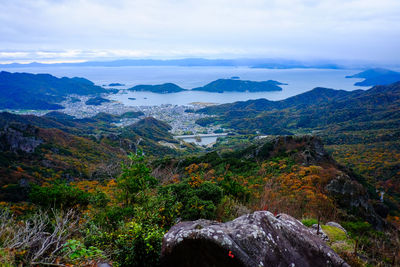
[1,81,400,266]
[0,71,107,109]
[129,83,187,93]
[85,97,111,106]
[192,78,284,92]
[1,134,399,265]
[197,82,400,218]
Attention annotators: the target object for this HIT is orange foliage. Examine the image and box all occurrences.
[257,164,337,220]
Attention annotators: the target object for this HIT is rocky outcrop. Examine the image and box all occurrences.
[161,211,349,267]
[251,135,332,165]
[326,173,385,229]
[0,124,42,153]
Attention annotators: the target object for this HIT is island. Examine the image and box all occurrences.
[108,83,125,86]
[128,97,136,100]
[191,79,285,93]
[129,83,187,93]
[346,68,400,86]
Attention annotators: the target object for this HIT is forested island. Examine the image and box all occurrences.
[192,78,285,92]
[129,83,187,93]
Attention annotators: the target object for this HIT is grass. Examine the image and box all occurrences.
[301,218,318,227]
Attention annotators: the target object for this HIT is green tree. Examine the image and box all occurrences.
[117,151,158,205]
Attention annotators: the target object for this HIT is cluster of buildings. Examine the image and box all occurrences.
[60,95,221,135]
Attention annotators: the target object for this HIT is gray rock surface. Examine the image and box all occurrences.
[311,224,330,242]
[0,124,42,153]
[161,211,349,267]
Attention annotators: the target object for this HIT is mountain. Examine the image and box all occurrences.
[196,82,400,131]
[0,111,187,197]
[122,117,173,141]
[0,71,107,110]
[129,83,187,93]
[346,68,400,86]
[192,79,284,93]
[196,82,400,219]
[199,87,358,115]
[0,58,347,69]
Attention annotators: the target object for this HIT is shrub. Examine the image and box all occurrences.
[219,174,249,201]
[117,152,158,205]
[62,239,105,264]
[92,206,136,230]
[0,209,78,265]
[29,182,91,209]
[112,221,165,267]
[161,180,224,220]
[182,195,217,220]
[342,221,373,238]
[195,181,223,204]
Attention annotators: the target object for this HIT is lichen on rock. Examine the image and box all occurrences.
[161,211,349,267]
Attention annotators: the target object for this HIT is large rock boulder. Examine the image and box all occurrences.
[311,224,330,242]
[161,211,349,267]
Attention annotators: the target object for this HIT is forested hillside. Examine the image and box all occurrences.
[0,71,108,109]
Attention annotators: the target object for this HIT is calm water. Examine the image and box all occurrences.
[179,136,219,146]
[1,66,365,105]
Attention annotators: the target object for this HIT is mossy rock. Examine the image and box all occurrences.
[322,225,355,257]
[321,225,347,242]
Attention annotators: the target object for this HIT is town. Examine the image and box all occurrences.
[60,95,222,135]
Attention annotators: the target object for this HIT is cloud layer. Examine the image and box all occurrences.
[1,0,399,63]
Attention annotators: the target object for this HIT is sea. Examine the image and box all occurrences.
[1,66,365,106]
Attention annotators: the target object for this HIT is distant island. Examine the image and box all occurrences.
[108,82,125,86]
[85,97,111,106]
[252,62,340,69]
[346,68,400,86]
[192,79,285,93]
[129,83,187,93]
[0,58,346,69]
[0,71,106,110]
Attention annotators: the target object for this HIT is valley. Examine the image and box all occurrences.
[0,69,399,266]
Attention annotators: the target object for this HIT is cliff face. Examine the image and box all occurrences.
[325,174,385,229]
[161,211,349,267]
[0,123,43,153]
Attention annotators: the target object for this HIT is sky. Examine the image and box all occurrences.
[0,0,399,64]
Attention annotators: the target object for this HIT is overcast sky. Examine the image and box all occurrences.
[0,0,399,63]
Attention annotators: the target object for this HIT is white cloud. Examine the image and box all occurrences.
[0,0,399,63]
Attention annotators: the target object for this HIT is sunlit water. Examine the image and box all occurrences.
[1,66,366,105]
